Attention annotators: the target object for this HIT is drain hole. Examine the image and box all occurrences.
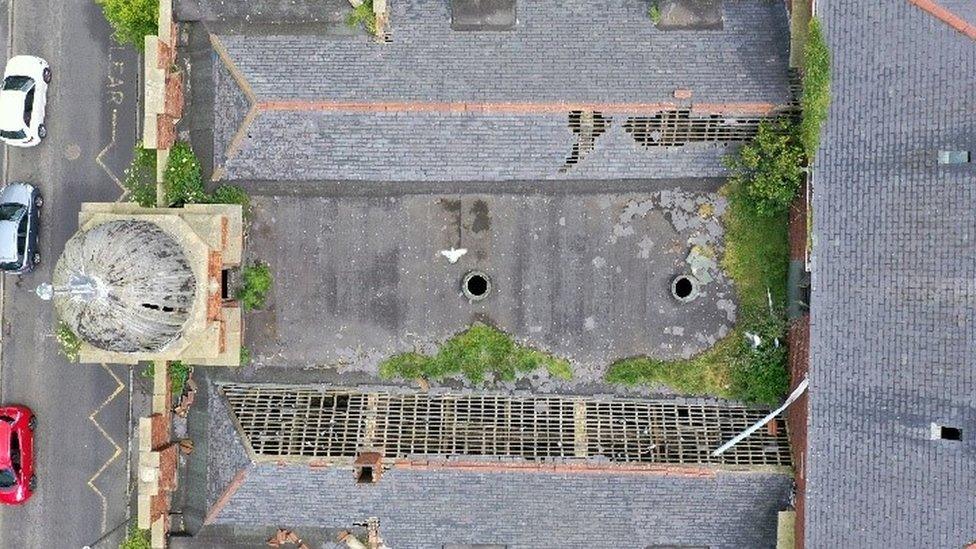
[671,275,699,303]
[674,278,693,298]
[462,271,492,301]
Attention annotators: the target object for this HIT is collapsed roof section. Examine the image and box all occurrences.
[189,380,794,547]
[210,0,792,182]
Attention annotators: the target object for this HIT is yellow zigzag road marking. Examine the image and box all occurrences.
[87,363,125,534]
[95,107,127,199]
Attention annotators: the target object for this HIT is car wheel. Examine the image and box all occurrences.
[28,415,36,430]
[37,125,47,139]
[28,475,36,491]
[42,67,51,83]
[32,252,40,265]
[33,195,43,209]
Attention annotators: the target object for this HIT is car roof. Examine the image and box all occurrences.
[0,221,18,262]
[0,90,27,132]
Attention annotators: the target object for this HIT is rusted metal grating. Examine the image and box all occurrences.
[221,384,792,467]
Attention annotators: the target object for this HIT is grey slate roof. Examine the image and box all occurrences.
[216,0,789,104]
[211,0,792,182]
[193,380,793,548]
[207,464,791,549]
[808,2,976,547]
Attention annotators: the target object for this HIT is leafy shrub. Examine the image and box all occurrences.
[163,142,207,207]
[347,0,377,34]
[140,361,192,397]
[236,262,273,311]
[119,526,151,549]
[169,361,191,397]
[209,184,251,216]
[799,18,831,161]
[380,323,572,384]
[725,121,804,217]
[96,0,158,50]
[122,145,157,208]
[726,311,789,405]
[239,347,252,366]
[56,322,81,362]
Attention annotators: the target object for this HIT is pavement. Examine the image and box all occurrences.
[0,0,138,547]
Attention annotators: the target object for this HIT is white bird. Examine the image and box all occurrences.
[439,247,467,264]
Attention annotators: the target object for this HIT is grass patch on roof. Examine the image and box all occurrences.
[380,323,572,384]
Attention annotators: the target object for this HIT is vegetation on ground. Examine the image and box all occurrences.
[347,0,378,35]
[607,152,792,405]
[799,18,831,161]
[141,361,193,397]
[163,142,207,206]
[95,0,157,51]
[122,145,158,208]
[156,141,249,211]
[648,2,661,24]
[56,322,81,362]
[239,347,251,366]
[236,262,273,311]
[209,184,251,217]
[119,526,151,549]
[380,323,573,384]
[724,120,804,217]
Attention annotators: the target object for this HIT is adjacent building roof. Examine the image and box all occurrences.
[210,0,792,181]
[807,2,976,547]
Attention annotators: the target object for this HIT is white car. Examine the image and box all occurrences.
[0,56,50,147]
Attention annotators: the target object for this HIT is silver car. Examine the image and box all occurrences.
[0,183,41,274]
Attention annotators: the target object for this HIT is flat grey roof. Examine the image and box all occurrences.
[807,2,976,547]
[241,191,737,378]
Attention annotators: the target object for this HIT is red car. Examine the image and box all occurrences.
[0,405,34,504]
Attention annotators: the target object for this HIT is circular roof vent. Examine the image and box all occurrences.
[54,220,197,353]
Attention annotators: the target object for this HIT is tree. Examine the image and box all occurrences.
[96,0,158,51]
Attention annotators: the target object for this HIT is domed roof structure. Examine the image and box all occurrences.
[53,219,197,353]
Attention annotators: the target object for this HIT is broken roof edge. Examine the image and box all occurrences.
[210,101,794,182]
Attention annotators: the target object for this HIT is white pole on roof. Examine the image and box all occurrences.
[711,378,809,457]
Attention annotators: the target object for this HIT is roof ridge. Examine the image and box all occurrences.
[908,0,976,40]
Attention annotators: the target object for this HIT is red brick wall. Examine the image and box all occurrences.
[787,316,810,549]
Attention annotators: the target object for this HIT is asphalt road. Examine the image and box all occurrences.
[0,0,138,547]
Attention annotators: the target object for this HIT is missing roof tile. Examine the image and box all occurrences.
[451,0,516,31]
[561,110,611,172]
[931,422,963,441]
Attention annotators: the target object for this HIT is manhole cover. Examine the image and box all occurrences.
[64,143,81,160]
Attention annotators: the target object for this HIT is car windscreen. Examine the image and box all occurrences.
[23,88,33,126]
[2,76,33,92]
[0,204,24,222]
[0,129,26,141]
[0,468,14,489]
